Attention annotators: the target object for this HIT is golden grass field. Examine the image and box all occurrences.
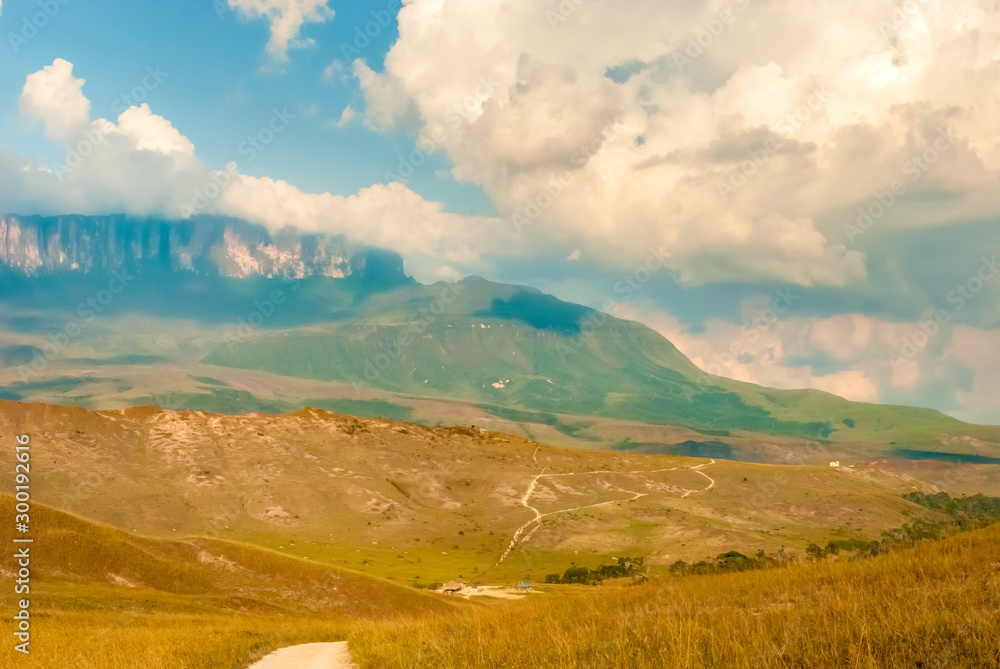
[0,399,956,588]
[2,401,999,667]
[3,500,999,668]
[349,525,1000,669]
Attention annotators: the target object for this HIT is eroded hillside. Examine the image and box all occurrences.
[0,399,948,584]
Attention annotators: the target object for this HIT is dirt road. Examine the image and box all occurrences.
[248,641,357,669]
[495,459,717,565]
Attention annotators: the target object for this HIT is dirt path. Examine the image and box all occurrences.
[682,458,716,497]
[495,459,717,566]
[248,641,357,669]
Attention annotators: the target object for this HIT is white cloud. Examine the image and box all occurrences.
[298,103,320,118]
[227,0,334,65]
[334,105,354,128]
[115,104,196,156]
[353,59,414,130]
[351,0,1000,287]
[215,176,500,279]
[944,326,1000,424]
[322,59,347,84]
[19,59,91,141]
[619,298,1000,423]
[626,305,886,404]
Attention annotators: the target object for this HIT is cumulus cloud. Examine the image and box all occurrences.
[334,105,354,128]
[19,58,91,141]
[322,59,347,84]
[4,58,502,283]
[115,104,196,156]
[619,299,1000,423]
[353,59,415,130]
[352,0,1000,287]
[227,0,334,65]
[215,176,499,278]
[944,326,1000,424]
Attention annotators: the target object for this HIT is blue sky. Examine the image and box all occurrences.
[0,0,492,214]
[0,0,998,423]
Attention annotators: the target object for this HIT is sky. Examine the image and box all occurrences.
[0,0,998,424]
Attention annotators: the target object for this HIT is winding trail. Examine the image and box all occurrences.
[683,458,716,497]
[248,641,357,669]
[495,459,716,566]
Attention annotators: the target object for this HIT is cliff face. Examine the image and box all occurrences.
[0,214,407,282]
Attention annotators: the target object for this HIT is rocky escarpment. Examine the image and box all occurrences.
[0,213,407,282]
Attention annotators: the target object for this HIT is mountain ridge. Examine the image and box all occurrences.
[0,213,996,453]
[0,213,409,283]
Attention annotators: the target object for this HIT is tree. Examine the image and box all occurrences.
[561,566,593,584]
[669,560,688,575]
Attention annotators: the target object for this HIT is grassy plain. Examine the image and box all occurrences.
[3,508,998,668]
[351,524,1000,669]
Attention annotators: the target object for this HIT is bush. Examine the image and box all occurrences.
[561,566,594,585]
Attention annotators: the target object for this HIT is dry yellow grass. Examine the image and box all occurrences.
[351,525,1000,668]
[0,496,448,668]
[0,399,948,587]
[6,612,347,669]
[1,519,997,667]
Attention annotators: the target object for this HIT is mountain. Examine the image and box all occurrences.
[0,213,408,282]
[0,213,997,458]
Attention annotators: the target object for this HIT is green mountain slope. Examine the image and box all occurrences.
[0,269,996,451]
[200,276,995,447]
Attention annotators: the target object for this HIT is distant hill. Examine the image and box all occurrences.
[0,213,997,452]
[0,399,951,585]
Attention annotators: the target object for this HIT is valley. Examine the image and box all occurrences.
[1,398,998,668]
